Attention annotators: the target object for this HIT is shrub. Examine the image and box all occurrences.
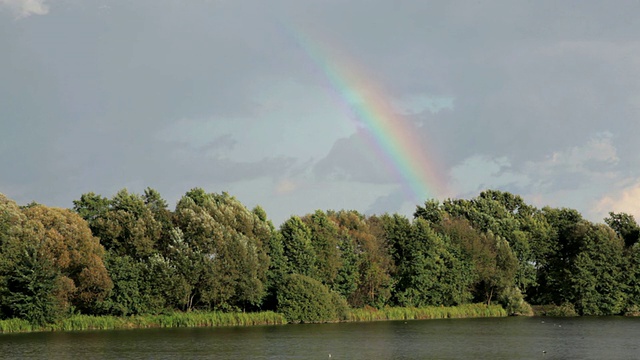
[276,274,345,323]
[543,303,578,317]
[499,286,533,316]
[624,305,640,317]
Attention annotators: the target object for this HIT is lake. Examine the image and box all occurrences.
[1,317,639,359]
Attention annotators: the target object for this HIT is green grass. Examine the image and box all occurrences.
[0,304,506,334]
[347,303,507,322]
[0,311,287,334]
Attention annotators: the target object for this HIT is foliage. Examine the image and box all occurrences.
[334,211,394,308]
[21,205,113,312]
[605,212,640,248]
[534,303,579,317]
[5,188,640,322]
[276,274,341,323]
[389,217,472,307]
[3,244,61,325]
[174,189,270,311]
[302,210,341,287]
[347,303,507,321]
[279,216,317,278]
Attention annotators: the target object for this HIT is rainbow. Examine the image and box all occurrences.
[286,25,448,203]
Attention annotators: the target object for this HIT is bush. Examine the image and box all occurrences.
[276,274,346,323]
[499,286,533,316]
[330,291,350,321]
[624,305,640,317]
[542,303,579,317]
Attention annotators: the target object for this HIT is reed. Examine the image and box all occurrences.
[0,311,287,334]
[0,318,33,333]
[347,304,507,322]
[0,305,504,334]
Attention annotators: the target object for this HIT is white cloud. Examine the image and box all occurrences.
[274,178,298,195]
[538,132,619,171]
[449,155,529,196]
[0,0,49,18]
[449,132,622,221]
[505,132,618,189]
[392,94,454,115]
[594,180,640,220]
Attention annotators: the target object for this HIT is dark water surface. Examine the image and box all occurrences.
[2,317,640,359]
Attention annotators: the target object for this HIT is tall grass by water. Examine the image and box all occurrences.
[347,303,507,322]
[0,311,287,333]
[0,304,505,333]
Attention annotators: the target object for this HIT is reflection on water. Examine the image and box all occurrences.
[1,317,639,359]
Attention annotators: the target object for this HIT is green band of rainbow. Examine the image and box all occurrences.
[286,24,447,203]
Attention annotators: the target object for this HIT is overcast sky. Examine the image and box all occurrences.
[2,0,640,225]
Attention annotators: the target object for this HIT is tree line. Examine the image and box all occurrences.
[1,188,639,324]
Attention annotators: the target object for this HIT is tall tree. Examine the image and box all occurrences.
[21,205,113,313]
[279,216,317,278]
[174,189,270,310]
[302,211,341,287]
[438,218,518,306]
[565,222,626,315]
[391,218,472,307]
[605,212,640,248]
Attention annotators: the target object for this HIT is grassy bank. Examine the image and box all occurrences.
[0,311,287,333]
[348,303,507,322]
[0,304,506,334]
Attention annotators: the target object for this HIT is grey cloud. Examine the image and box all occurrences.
[366,189,406,216]
[0,0,48,19]
[313,131,395,184]
[3,0,640,222]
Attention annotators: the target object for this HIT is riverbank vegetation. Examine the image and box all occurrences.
[347,303,506,321]
[0,304,505,333]
[0,311,286,333]
[2,188,640,331]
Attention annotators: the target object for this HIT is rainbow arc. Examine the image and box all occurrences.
[287,24,448,203]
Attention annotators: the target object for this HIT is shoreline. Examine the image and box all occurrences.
[0,304,506,334]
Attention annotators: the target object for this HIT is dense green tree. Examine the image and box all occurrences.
[21,205,113,312]
[97,254,148,315]
[624,244,640,312]
[333,229,359,299]
[605,212,640,248]
[413,199,444,225]
[564,222,626,315]
[279,216,317,278]
[6,187,640,320]
[537,207,626,315]
[425,191,538,294]
[263,231,288,310]
[392,218,472,307]
[161,228,204,311]
[1,195,113,319]
[534,207,584,305]
[174,189,269,311]
[0,194,29,319]
[3,243,61,325]
[72,192,110,225]
[143,187,175,253]
[338,212,394,308]
[82,189,163,259]
[302,211,341,286]
[438,218,518,306]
